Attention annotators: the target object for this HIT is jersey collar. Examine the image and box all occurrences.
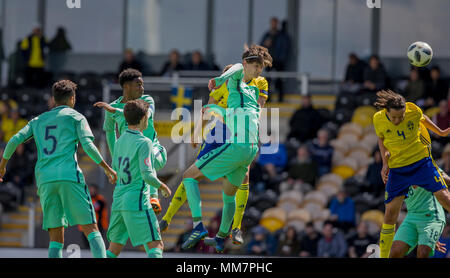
[51,105,69,111]
[126,129,141,135]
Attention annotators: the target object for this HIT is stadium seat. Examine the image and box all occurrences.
[302,201,324,220]
[317,181,341,199]
[338,133,359,146]
[303,191,328,207]
[260,207,287,233]
[361,210,384,229]
[332,165,356,180]
[318,173,344,188]
[351,106,377,128]
[277,200,300,213]
[338,122,364,138]
[330,139,350,155]
[278,190,303,204]
[347,149,370,168]
[287,208,311,223]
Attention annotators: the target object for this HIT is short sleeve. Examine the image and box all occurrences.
[210,83,226,101]
[257,78,269,100]
[76,115,94,140]
[373,113,383,138]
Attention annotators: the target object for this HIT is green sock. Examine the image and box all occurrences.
[183,178,202,222]
[87,231,107,258]
[218,192,236,238]
[106,250,117,258]
[48,241,63,258]
[146,247,163,258]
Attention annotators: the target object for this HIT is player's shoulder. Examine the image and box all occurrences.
[141,94,155,103]
[373,109,386,122]
[405,102,423,115]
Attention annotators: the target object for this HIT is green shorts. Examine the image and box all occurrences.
[37,181,96,231]
[107,209,161,247]
[393,214,446,257]
[195,143,258,186]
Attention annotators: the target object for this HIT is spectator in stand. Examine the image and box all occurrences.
[362,55,387,92]
[20,23,48,88]
[281,145,318,193]
[328,189,356,233]
[3,143,34,204]
[276,225,301,257]
[439,144,450,175]
[317,221,347,258]
[341,53,367,93]
[308,129,334,177]
[185,50,210,71]
[159,49,184,77]
[2,109,27,142]
[246,225,270,256]
[248,158,270,194]
[404,67,425,103]
[365,148,385,197]
[424,66,449,108]
[432,100,450,141]
[257,134,288,182]
[48,26,72,77]
[118,49,143,74]
[347,221,377,258]
[433,225,450,258]
[288,95,324,143]
[260,17,280,62]
[299,222,321,257]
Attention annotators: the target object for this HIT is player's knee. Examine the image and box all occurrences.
[81,223,99,237]
[417,246,431,258]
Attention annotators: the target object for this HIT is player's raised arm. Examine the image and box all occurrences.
[209,63,244,90]
[0,122,34,182]
[138,140,171,197]
[421,114,450,137]
[98,103,118,157]
[76,115,117,184]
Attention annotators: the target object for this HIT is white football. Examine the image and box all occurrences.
[407,41,433,67]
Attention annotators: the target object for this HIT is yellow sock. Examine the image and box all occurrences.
[379,223,396,258]
[162,182,187,224]
[232,183,249,230]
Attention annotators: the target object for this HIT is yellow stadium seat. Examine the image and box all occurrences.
[332,165,355,179]
[361,210,384,228]
[260,208,287,233]
[352,106,377,128]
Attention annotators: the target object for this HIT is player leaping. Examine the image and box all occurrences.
[94,69,167,214]
[372,89,450,258]
[160,45,272,246]
[0,80,117,258]
[178,46,272,252]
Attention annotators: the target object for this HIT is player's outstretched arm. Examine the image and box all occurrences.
[94,102,117,114]
[422,115,450,137]
[0,123,34,182]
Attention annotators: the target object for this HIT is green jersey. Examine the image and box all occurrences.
[111,129,162,211]
[405,186,445,221]
[214,63,261,145]
[3,105,101,186]
[103,94,157,155]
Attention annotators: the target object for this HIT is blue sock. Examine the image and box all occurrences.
[48,241,63,258]
[87,231,106,258]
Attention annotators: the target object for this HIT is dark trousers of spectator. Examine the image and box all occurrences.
[267,61,285,102]
[25,66,45,88]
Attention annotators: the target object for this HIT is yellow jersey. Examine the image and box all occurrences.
[209,76,269,108]
[373,102,430,168]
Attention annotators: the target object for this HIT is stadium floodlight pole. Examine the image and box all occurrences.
[247,0,254,44]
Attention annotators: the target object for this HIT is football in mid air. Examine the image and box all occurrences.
[407,41,433,67]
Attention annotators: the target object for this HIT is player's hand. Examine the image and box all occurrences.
[160,183,172,198]
[436,241,447,253]
[381,164,389,184]
[105,167,118,184]
[208,79,217,91]
[94,102,116,114]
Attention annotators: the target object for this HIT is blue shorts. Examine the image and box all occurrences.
[385,157,447,204]
[197,121,231,160]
